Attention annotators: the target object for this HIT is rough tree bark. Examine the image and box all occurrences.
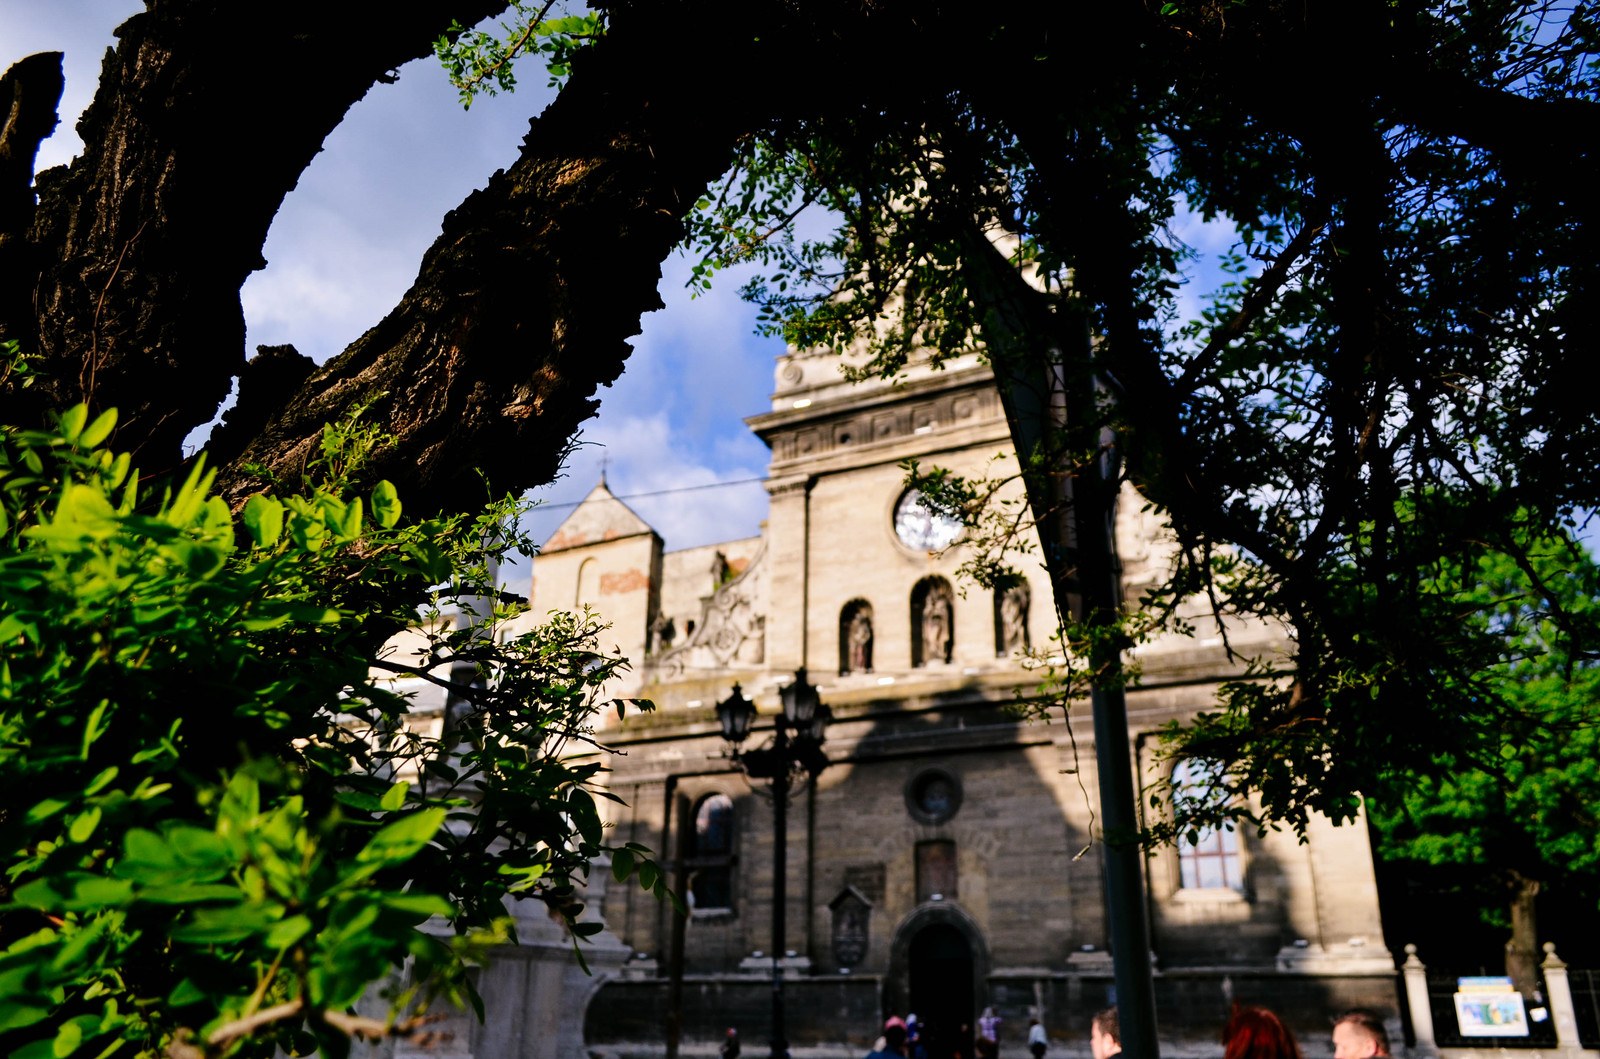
[1506,873,1542,996]
[209,4,780,514]
[0,0,904,516]
[0,51,63,353]
[2,2,506,465]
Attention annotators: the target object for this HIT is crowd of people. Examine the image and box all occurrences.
[845,1004,1393,1059]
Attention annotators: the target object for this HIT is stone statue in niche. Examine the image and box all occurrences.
[830,887,871,968]
[847,609,873,673]
[998,582,1030,655]
[650,613,676,653]
[920,581,954,664]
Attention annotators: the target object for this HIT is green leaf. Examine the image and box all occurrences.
[611,849,635,883]
[0,613,26,644]
[637,859,658,892]
[169,902,282,944]
[83,766,119,796]
[81,698,110,758]
[264,914,312,949]
[26,798,71,825]
[52,1017,82,1058]
[352,808,446,874]
[380,893,454,918]
[58,403,88,443]
[339,497,363,540]
[138,883,241,905]
[166,979,206,1008]
[380,780,410,811]
[71,876,133,908]
[79,408,117,449]
[289,511,327,552]
[172,539,226,578]
[567,787,602,847]
[371,480,402,528]
[68,806,102,844]
[241,494,285,547]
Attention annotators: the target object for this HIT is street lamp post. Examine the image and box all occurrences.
[716,671,831,1059]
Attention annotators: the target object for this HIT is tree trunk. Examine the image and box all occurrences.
[3,1,506,466]
[3,1,892,516]
[0,51,64,350]
[210,0,940,514]
[1506,874,1542,996]
[208,5,777,514]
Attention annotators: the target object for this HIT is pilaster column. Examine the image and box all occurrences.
[1542,942,1584,1052]
[1402,944,1438,1056]
[763,474,813,674]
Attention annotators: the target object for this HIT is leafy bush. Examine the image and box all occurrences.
[0,407,663,1059]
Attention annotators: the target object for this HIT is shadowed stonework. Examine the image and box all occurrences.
[531,345,1399,1059]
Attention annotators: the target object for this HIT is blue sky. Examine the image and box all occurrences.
[1,3,1335,598]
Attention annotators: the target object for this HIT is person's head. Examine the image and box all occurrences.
[1091,1007,1120,1059]
[728,1030,739,1038]
[1223,1006,1302,1059]
[976,1038,999,1059]
[1332,1011,1390,1059]
[885,1018,908,1054]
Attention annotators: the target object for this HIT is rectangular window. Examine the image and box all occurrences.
[1178,826,1241,891]
[916,840,958,902]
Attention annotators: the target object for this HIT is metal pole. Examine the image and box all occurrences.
[770,719,789,1059]
[1091,683,1159,1059]
[1084,409,1159,1059]
[665,780,689,1059]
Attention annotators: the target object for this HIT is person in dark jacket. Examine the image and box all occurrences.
[867,1018,909,1059]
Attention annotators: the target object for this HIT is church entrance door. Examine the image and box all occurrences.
[908,923,974,1059]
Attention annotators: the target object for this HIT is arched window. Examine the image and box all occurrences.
[690,793,735,912]
[840,599,874,674]
[1172,760,1242,891]
[911,576,955,667]
[994,581,1031,657]
[575,557,600,609]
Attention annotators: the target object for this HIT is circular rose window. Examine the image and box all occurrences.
[894,489,962,551]
[905,768,963,825]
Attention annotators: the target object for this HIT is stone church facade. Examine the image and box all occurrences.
[533,348,1401,1058]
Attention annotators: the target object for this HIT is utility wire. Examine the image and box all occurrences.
[530,476,768,513]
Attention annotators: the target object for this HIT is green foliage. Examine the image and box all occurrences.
[433,2,606,107]
[1367,535,1600,930]
[0,407,666,1058]
[678,1,1600,837]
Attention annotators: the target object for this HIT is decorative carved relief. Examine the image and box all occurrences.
[830,887,872,968]
[766,386,1003,465]
[650,543,768,677]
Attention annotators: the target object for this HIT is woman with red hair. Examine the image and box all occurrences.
[1222,1006,1303,1059]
